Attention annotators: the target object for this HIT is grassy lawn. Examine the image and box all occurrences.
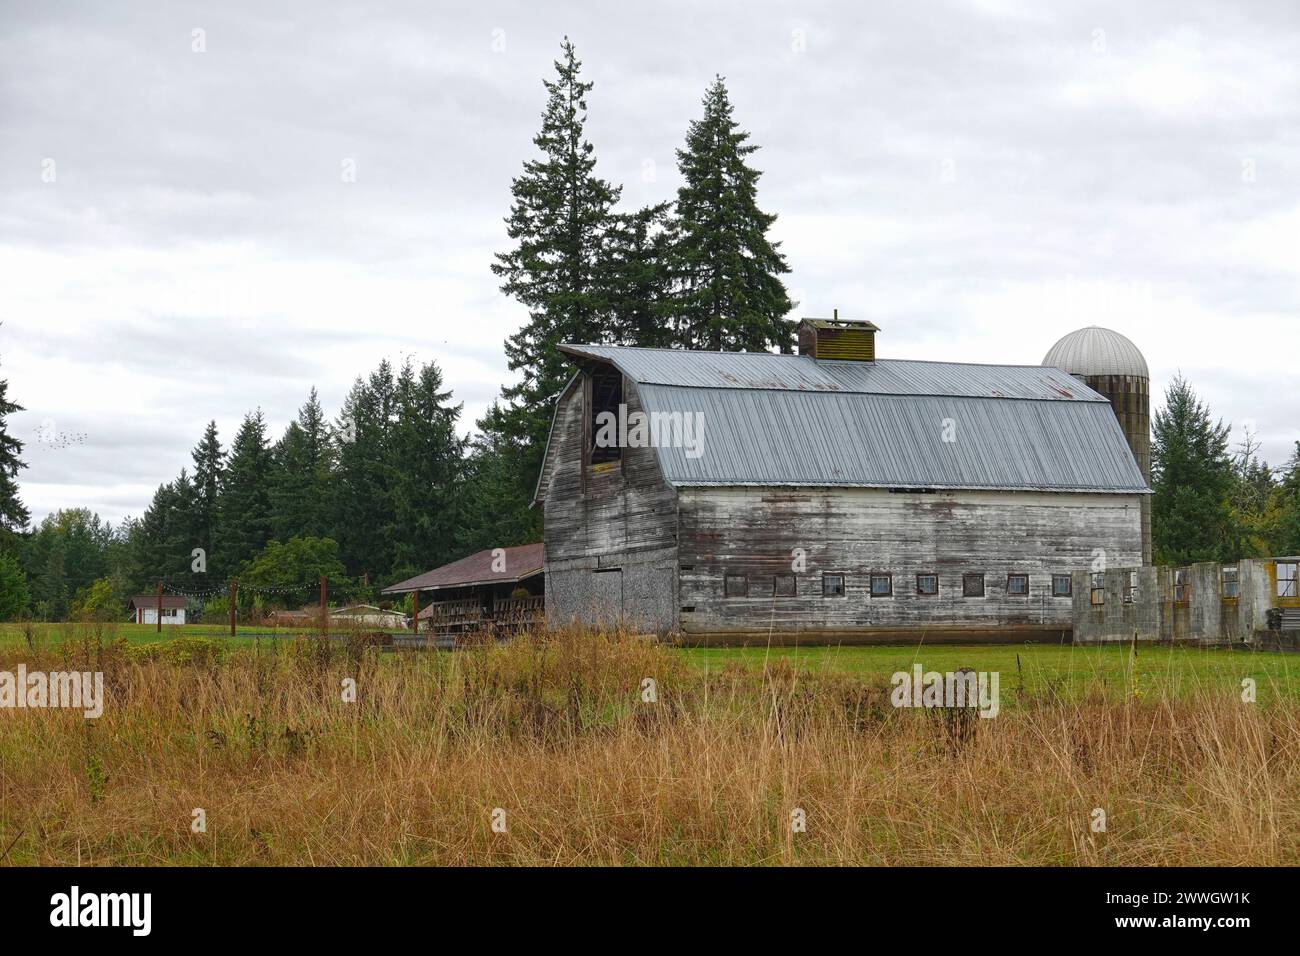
[0,621,407,649]
[3,622,1296,701]
[681,641,1300,701]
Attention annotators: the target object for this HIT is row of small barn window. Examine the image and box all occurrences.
[722,571,1076,599]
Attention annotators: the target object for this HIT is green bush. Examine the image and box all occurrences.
[70,577,120,622]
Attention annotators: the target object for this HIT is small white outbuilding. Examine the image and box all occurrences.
[127,594,188,626]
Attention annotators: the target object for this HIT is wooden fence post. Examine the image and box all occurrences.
[320,576,328,636]
[155,581,164,634]
[230,579,238,638]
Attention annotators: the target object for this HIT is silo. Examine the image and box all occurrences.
[1043,326,1152,565]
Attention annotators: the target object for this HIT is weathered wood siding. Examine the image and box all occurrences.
[543,371,680,632]
[676,487,1142,642]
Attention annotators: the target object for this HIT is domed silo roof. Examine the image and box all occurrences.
[1043,326,1149,378]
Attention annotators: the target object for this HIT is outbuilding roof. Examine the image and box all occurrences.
[127,594,188,610]
[381,543,545,594]
[542,345,1150,496]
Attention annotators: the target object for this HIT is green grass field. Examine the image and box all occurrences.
[0,621,407,649]
[684,641,1300,701]
[2,622,1295,702]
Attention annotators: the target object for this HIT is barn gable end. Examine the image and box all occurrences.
[538,361,680,633]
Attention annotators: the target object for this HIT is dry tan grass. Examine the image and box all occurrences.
[0,627,1297,866]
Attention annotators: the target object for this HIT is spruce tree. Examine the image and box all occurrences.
[457,401,543,556]
[606,202,676,348]
[331,367,394,579]
[131,481,192,587]
[270,422,307,542]
[491,37,622,481]
[667,76,795,352]
[269,389,332,542]
[1276,442,1300,555]
[1151,375,1235,564]
[297,387,332,532]
[0,365,30,541]
[164,470,200,578]
[190,421,225,575]
[386,360,466,581]
[215,411,273,571]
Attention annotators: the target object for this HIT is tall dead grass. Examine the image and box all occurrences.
[0,627,1296,865]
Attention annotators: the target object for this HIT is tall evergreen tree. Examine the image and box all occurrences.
[331,366,395,579]
[456,401,543,556]
[385,360,466,582]
[1151,375,1235,564]
[298,387,332,527]
[491,37,622,483]
[165,469,200,576]
[605,202,676,348]
[0,362,30,542]
[666,76,795,352]
[130,481,180,587]
[269,388,331,542]
[1275,442,1300,555]
[190,420,225,575]
[215,411,273,571]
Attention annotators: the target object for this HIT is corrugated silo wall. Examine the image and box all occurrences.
[1087,373,1151,565]
[542,375,681,634]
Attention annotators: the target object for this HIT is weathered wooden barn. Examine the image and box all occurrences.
[536,318,1150,643]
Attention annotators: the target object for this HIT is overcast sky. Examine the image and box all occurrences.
[2,0,1297,526]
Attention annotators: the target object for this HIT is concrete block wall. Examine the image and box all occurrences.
[1073,558,1276,645]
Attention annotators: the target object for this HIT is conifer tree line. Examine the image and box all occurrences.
[5,358,474,619]
[1150,375,1300,565]
[1,40,1298,622]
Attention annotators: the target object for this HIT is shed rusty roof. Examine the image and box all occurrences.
[382,543,544,594]
[547,344,1149,496]
[128,594,188,610]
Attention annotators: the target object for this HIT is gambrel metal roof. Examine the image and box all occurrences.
[548,344,1151,496]
[560,344,1099,400]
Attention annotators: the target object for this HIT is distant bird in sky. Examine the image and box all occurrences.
[34,419,87,449]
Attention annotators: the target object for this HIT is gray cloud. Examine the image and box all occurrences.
[2,0,1298,524]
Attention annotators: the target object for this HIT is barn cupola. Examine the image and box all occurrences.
[797,311,879,362]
